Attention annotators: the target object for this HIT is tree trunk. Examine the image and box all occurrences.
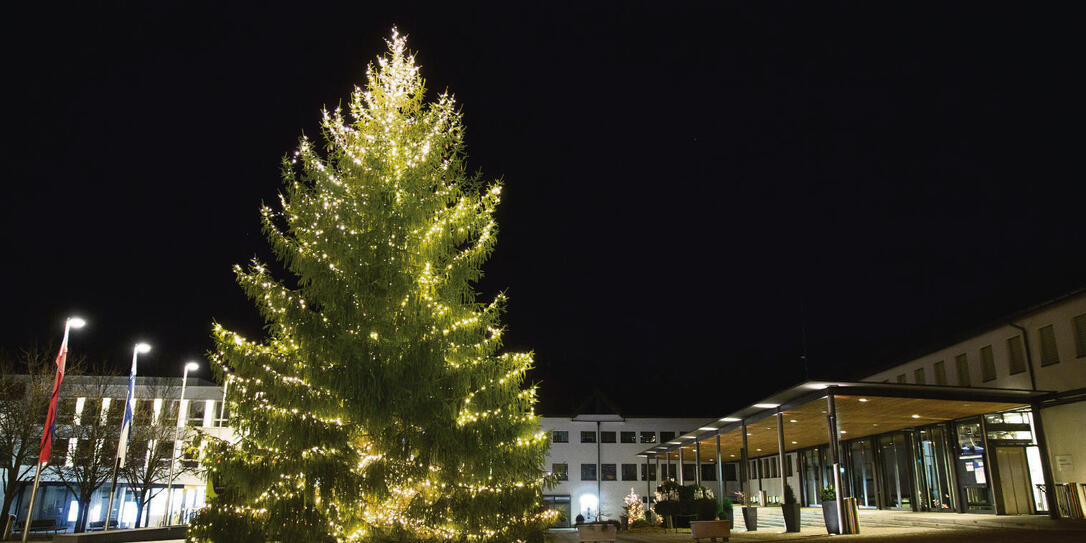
[76,496,91,533]
[134,495,147,528]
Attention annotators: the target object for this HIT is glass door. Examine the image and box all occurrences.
[848,438,877,508]
[914,425,957,511]
[877,432,913,509]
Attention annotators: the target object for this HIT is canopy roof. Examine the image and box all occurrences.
[638,380,1051,462]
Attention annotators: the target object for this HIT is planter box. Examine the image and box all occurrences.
[740,507,757,531]
[781,503,801,533]
[577,524,617,543]
[690,519,731,542]
[821,501,840,535]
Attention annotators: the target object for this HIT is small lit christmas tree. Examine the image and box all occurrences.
[190,30,551,543]
[623,489,644,523]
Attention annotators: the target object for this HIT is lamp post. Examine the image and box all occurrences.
[164,361,198,526]
[22,317,85,543]
[104,342,149,532]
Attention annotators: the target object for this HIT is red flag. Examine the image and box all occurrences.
[38,328,69,465]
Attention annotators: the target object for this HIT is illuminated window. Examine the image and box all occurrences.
[620,431,637,443]
[1038,325,1059,366]
[640,431,657,443]
[552,431,568,443]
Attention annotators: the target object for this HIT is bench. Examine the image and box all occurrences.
[690,519,732,542]
[24,519,62,533]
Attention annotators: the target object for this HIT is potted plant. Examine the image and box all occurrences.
[736,491,756,531]
[781,483,801,532]
[717,496,733,522]
[820,485,840,535]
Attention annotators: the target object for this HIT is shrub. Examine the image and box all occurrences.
[783,483,797,505]
[820,485,837,502]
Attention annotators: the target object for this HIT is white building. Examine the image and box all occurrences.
[539,413,713,526]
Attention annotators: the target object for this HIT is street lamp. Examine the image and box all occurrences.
[104,342,151,531]
[164,361,199,526]
[21,317,86,543]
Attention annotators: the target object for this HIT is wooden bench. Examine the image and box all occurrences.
[690,519,731,542]
[24,519,62,533]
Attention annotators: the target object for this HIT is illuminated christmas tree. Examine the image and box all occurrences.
[190,30,552,543]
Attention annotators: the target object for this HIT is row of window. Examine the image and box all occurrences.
[550,430,685,444]
[48,397,230,428]
[893,314,1086,386]
[550,462,741,482]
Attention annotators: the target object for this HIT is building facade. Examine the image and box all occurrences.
[539,414,713,527]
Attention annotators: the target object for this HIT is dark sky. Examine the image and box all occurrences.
[3,2,1083,416]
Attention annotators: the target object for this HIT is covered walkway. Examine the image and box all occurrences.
[638,381,1065,519]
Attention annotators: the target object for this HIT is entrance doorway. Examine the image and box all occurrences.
[877,432,913,509]
[543,495,572,527]
[848,439,877,508]
[913,425,957,512]
[994,447,1034,515]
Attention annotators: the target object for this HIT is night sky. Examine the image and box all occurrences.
[3,2,1083,416]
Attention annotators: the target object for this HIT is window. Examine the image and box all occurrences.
[641,463,657,481]
[896,374,907,383]
[1039,325,1059,366]
[1006,336,1026,375]
[979,345,996,382]
[701,463,717,481]
[580,464,596,481]
[552,463,568,481]
[620,431,637,443]
[956,354,971,386]
[621,464,638,480]
[187,400,207,427]
[724,463,737,481]
[914,367,926,385]
[51,438,70,465]
[933,360,947,385]
[600,431,616,443]
[682,463,696,482]
[580,431,596,443]
[664,463,677,480]
[601,464,617,481]
[105,399,124,426]
[1074,314,1086,358]
[640,431,657,443]
[660,431,676,442]
[552,431,568,443]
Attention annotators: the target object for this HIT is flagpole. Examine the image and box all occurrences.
[20,463,43,543]
[105,343,147,532]
[23,317,84,543]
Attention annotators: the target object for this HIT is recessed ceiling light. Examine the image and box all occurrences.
[756,448,762,451]
[730,454,736,457]
[699,427,717,431]
[746,433,752,436]
[858,398,869,402]
[753,403,779,409]
[911,414,921,419]
[790,419,798,423]
[840,430,847,434]
[791,441,798,444]
[720,417,741,422]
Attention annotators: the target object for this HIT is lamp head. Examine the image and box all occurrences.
[134,343,152,354]
[185,362,200,372]
[67,317,87,329]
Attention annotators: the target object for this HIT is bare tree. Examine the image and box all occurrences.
[118,378,195,527]
[0,345,78,531]
[47,370,121,532]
